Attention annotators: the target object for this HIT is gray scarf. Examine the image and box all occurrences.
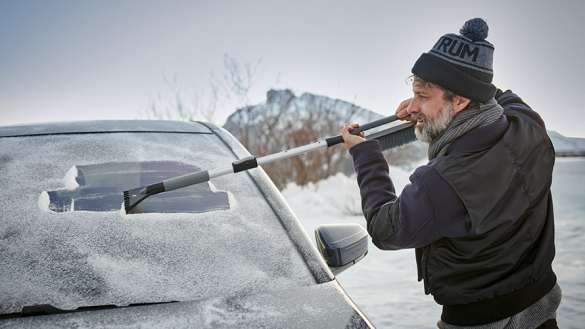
[428,98,504,160]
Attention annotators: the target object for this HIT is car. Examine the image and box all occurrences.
[0,120,373,328]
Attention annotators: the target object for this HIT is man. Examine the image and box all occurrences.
[340,18,561,329]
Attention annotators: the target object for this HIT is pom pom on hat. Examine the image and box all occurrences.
[460,18,489,42]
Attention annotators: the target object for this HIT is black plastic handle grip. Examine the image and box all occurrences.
[232,156,258,173]
[352,115,397,134]
[325,115,399,147]
[325,135,344,146]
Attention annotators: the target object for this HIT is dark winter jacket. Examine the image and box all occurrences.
[349,90,557,326]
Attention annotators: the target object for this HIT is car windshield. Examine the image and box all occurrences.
[0,132,315,315]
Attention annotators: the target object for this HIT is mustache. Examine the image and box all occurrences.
[411,113,426,122]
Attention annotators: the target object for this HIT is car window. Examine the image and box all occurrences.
[0,132,315,315]
[43,161,229,213]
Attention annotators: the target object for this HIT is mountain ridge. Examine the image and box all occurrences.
[224,89,584,157]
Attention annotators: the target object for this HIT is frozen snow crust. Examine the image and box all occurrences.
[0,281,369,329]
[0,132,315,314]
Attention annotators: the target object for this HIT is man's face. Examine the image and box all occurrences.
[408,80,455,143]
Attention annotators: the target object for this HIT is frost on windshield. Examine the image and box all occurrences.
[0,132,315,315]
[41,161,229,214]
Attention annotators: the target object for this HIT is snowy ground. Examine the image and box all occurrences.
[281,158,585,329]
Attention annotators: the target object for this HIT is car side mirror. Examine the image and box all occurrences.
[315,224,368,275]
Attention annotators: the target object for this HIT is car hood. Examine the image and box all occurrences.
[0,281,373,329]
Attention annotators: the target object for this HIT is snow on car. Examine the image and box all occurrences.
[0,120,373,328]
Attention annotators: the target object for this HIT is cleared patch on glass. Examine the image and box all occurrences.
[40,161,229,214]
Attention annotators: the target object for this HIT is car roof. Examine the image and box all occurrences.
[0,120,213,137]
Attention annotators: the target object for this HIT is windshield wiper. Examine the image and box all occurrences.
[0,301,178,319]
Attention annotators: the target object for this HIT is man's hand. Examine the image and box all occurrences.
[396,98,414,121]
[340,123,365,150]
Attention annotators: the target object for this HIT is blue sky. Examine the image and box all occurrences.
[1,0,584,137]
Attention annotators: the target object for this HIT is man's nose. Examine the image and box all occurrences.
[406,100,420,114]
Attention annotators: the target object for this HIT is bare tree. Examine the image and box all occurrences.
[221,54,262,106]
[143,54,261,124]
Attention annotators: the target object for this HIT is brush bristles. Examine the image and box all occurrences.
[123,191,131,211]
[122,187,148,214]
[366,123,416,151]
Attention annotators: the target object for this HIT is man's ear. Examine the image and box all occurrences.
[452,96,471,113]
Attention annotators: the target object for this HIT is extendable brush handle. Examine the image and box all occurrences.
[325,115,398,147]
[123,114,406,213]
[161,114,402,191]
[149,155,259,195]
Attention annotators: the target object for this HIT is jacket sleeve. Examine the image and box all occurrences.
[349,140,468,250]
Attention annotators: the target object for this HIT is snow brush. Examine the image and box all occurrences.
[123,116,415,213]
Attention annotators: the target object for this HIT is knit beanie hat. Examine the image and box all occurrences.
[411,18,496,102]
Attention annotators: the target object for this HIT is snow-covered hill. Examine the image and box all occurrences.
[224,89,382,132]
[548,130,585,156]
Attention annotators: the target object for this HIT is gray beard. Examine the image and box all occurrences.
[414,102,455,144]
